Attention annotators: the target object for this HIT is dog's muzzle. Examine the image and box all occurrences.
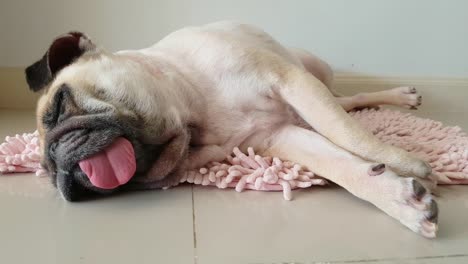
[44,115,139,201]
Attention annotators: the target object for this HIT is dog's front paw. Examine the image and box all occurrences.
[373,174,439,238]
[397,179,438,238]
[391,86,422,110]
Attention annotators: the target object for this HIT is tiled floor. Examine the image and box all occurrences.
[1,109,468,264]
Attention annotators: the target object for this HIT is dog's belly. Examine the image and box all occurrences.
[193,95,305,156]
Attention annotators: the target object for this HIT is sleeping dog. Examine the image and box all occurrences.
[25,21,438,238]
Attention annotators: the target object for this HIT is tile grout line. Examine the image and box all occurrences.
[191,185,198,264]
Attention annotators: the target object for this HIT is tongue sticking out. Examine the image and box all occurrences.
[79,137,136,189]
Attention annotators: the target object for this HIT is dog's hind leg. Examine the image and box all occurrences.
[335,87,423,111]
[259,54,431,178]
[261,125,438,238]
[289,49,423,111]
[289,48,334,89]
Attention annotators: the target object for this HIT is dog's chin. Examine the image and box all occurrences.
[54,162,186,202]
[52,135,188,202]
[53,167,116,201]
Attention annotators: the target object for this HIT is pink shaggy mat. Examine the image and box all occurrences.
[1,109,468,200]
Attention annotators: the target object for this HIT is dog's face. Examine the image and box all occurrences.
[26,32,190,201]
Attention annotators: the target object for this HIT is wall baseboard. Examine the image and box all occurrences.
[1,67,467,111]
[0,67,40,110]
[333,73,468,113]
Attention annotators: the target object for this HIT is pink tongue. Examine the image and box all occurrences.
[79,137,136,189]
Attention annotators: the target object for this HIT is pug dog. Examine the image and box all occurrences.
[25,21,437,238]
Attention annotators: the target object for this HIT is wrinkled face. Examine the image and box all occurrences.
[26,32,190,201]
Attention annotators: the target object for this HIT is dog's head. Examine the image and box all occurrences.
[26,32,190,201]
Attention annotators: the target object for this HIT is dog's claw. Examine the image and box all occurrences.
[412,179,427,200]
[426,199,439,223]
[369,163,386,176]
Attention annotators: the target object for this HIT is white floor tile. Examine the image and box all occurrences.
[0,111,195,264]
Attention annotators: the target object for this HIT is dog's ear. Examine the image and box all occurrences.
[25,32,96,92]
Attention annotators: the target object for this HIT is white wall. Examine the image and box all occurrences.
[1,0,467,77]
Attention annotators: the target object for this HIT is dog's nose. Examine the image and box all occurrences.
[56,168,101,201]
[56,170,86,201]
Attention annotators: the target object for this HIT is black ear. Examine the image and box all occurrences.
[25,32,96,92]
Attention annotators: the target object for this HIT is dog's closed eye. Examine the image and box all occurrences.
[42,85,76,128]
